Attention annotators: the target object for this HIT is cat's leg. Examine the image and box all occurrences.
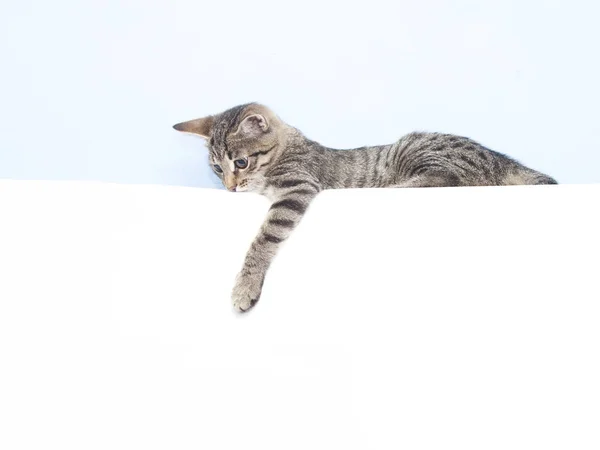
[392,172,462,188]
[232,190,319,312]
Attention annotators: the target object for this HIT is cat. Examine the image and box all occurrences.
[173,103,557,312]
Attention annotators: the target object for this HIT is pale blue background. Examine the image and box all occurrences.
[1,0,599,189]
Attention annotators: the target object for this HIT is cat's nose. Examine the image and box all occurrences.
[227,185,237,192]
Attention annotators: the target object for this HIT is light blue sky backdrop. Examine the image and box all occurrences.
[1,0,598,189]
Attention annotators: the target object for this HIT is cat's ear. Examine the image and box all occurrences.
[236,113,269,137]
[172,116,214,139]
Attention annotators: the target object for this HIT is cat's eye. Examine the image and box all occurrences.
[213,164,223,173]
[234,158,248,169]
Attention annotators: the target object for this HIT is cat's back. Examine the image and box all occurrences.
[397,131,499,157]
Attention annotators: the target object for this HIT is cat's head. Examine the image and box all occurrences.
[173,103,284,192]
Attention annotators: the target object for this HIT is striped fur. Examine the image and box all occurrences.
[173,103,557,312]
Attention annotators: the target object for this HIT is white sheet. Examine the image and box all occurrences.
[1,180,599,449]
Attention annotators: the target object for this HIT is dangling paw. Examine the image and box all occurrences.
[231,272,263,312]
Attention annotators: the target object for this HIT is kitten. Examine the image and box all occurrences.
[173,103,557,312]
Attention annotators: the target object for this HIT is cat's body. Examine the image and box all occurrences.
[173,103,557,312]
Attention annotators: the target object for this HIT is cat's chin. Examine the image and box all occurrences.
[236,182,263,193]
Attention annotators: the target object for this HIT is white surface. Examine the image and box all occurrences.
[1,0,599,186]
[1,180,599,449]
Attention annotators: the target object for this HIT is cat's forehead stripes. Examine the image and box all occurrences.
[209,104,251,160]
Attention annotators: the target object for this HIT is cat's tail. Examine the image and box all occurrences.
[504,170,558,186]
[532,174,558,185]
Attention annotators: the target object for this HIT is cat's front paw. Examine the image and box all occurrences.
[232,272,264,313]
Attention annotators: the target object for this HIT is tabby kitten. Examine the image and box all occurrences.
[173,103,556,312]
